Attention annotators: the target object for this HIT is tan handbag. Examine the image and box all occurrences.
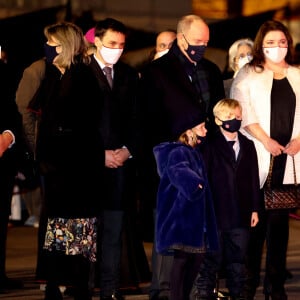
[264,155,300,210]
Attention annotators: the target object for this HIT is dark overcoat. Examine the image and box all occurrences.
[139,41,225,148]
[34,63,105,218]
[202,130,261,230]
[88,55,139,211]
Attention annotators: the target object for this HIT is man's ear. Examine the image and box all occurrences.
[94,36,101,48]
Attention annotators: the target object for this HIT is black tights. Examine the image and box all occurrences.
[170,250,203,300]
[45,254,91,300]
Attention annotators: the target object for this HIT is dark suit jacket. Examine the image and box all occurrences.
[202,130,261,230]
[89,55,140,210]
[0,60,23,278]
[0,61,22,180]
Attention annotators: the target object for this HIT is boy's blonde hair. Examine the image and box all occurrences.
[213,98,242,121]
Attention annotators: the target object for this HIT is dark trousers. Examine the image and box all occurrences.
[0,174,15,280]
[265,209,289,295]
[150,209,173,299]
[196,227,249,298]
[245,214,265,297]
[99,210,124,297]
[245,190,289,298]
[170,250,203,300]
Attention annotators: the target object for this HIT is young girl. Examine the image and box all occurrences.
[153,111,219,300]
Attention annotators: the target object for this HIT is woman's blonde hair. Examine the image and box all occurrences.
[44,22,90,69]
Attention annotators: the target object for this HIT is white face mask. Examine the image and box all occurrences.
[154,48,169,60]
[99,44,123,65]
[237,55,253,70]
[263,47,287,63]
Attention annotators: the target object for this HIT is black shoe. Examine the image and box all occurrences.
[285,269,293,280]
[270,292,287,300]
[44,284,63,300]
[0,276,23,291]
[231,296,245,300]
[64,286,75,296]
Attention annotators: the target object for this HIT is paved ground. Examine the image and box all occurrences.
[2,218,300,299]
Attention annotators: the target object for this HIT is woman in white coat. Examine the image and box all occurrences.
[231,20,300,300]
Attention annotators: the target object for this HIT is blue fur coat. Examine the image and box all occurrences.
[153,142,219,254]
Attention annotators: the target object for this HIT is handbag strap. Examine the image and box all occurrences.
[266,155,297,188]
[292,156,297,186]
[266,155,274,189]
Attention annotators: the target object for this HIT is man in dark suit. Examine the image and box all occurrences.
[0,60,23,293]
[88,18,147,300]
[139,14,225,300]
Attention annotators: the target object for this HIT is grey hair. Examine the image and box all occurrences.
[228,38,254,71]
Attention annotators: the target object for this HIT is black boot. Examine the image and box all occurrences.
[73,288,92,300]
[44,284,63,300]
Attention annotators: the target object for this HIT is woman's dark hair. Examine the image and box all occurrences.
[250,20,294,71]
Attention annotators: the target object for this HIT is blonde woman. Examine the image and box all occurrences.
[29,22,104,300]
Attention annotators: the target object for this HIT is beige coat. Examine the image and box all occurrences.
[16,58,46,153]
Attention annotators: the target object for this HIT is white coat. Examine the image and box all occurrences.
[231,65,300,188]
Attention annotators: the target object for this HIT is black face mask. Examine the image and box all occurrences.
[186,44,206,62]
[196,135,206,144]
[183,33,206,62]
[220,118,242,133]
[44,43,58,64]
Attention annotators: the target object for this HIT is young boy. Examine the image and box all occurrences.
[194,98,260,300]
[153,110,219,300]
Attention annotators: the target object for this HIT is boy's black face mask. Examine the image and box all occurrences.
[220,118,242,133]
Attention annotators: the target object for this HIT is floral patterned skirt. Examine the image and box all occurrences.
[43,217,98,262]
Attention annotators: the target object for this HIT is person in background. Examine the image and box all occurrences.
[223,38,253,97]
[194,99,260,300]
[0,56,23,295]
[84,27,97,54]
[29,22,104,300]
[145,29,176,300]
[15,57,46,229]
[139,14,225,300]
[88,18,147,300]
[152,30,176,60]
[153,107,218,300]
[0,46,8,64]
[231,20,300,300]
